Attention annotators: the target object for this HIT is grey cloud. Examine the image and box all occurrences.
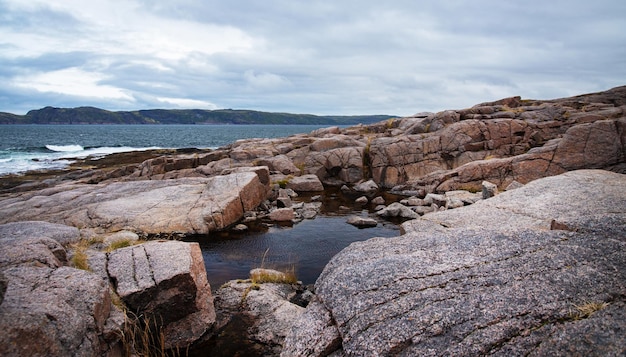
[1,0,625,115]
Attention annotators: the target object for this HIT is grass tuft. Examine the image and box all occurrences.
[571,301,609,320]
[70,240,91,271]
[118,312,179,357]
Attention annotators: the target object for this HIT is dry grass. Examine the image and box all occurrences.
[70,240,91,271]
[118,312,181,357]
[571,301,609,320]
[106,238,147,253]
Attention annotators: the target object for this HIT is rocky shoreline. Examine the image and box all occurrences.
[1,86,625,356]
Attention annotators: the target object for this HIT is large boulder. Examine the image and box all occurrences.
[0,171,269,235]
[283,170,626,356]
[0,221,123,357]
[0,266,122,357]
[107,240,215,349]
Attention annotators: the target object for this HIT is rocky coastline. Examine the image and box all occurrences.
[1,86,625,356]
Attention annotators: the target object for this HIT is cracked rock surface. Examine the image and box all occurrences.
[282,170,626,356]
[0,171,268,235]
[107,240,216,349]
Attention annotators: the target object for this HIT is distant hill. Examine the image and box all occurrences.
[0,106,396,125]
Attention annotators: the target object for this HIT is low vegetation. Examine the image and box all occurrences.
[70,240,91,271]
[570,301,609,320]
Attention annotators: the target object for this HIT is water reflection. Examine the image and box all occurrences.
[193,216,399,290]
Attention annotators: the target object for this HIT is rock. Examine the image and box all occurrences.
[0,171,269,235]
[371,196,385,205]
[424,193,447,206]
[276,196,293,208]
[257,155,301,175]
[353,179,379,195]
[107,240,215,349]
[284,170,626,356]
[0,271,6,305]
[278,187,298,198]
[346,216,378,228]
[103,230,139,247]
[411,205,435,215]
[376,202,419,219]
[281,297,342,357]
[0,220,80,246]
[0,266,122,356]
[286,174,324,192]
[402,196,424,206]
[305,146,366,185]
[445,190,482,206]
[232,224,249,232]
[310,126,341,137]
[505,180,524,190]
[212,280,307,356]
[269,208,295,222]
[355,196,368,204]
[482,180,499,199]
[0,236,67,269]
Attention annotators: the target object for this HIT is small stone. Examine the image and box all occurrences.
[353,180,379,194]
[277,197,292,208]
[269,208,295,222]
[355,196,369,204]
[425,193,447,207]
[104,230,139,246]
[311,195,322,202]
[482,181,499,199]
[301,210,318,219]
[371,196,385,205]
[505,180,524,191]
[232,224,249,232]
[376,202,419,219]
[346,216,378,228]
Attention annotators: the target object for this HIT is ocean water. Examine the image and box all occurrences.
[0,124,328,176]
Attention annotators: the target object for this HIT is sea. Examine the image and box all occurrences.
[0,124,329,176]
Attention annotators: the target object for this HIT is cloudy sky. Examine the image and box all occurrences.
[1,0,625,116]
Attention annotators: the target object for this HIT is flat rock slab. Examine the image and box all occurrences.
[283,170,626,356]
[0,171,268,235]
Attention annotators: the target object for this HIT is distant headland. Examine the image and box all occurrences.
[0,106,395,125]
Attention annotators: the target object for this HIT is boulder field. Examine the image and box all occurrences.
[1,86,626,355]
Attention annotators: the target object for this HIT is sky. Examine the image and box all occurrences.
[1,1,625,116]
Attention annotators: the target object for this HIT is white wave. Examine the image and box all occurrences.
[46,144,84,152]
[58,146,162,159]
[0,146,161,176]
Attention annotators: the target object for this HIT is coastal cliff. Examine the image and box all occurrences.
[0,86,625,355]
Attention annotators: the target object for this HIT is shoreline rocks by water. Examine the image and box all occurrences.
[1,86,626,355]
[282,169,626,356]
